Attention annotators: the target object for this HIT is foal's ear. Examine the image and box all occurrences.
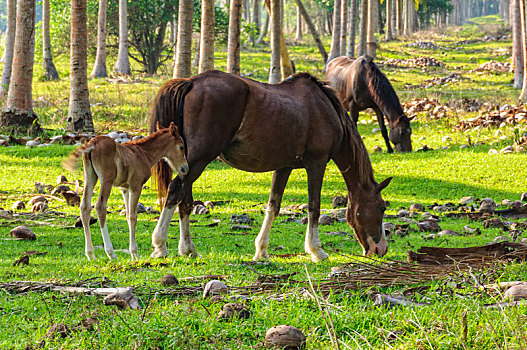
[169,121,179,136]
[377,177,393,192]
[156,121,162,131]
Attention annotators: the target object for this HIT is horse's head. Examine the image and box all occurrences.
[159,121,189,176]
[346,177,392,257]
[389,116,413,153]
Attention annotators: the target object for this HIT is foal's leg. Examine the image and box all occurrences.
[80,164,97,260]
[374,107,394,154]
[126,186,141,260]
[253,168,292,261]
[305,165,329,262]
[95,181,117,260]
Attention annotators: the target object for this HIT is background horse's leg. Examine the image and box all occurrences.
[305,165,329,262]
[151,204,177,258]
[80,164,97,260]
[126,186,141,260]
[374,107,394,153]
[95,181,117,260]
[254,168,292,261]
[177,184,198,257]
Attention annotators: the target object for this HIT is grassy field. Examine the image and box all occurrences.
[2,16,527,349]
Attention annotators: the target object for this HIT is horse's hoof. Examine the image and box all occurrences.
[310,250,329,262]
[252,252,269,261]
[86,252,96,261]
[107,252,118,260]
[151,249,168,258]
[179,249,200,258]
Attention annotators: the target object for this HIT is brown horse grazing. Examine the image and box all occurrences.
[326,55,413,153]
[149,70,392,262]
[63,122,188,261]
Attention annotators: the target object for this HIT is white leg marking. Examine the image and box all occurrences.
[305,216,329,262]
[151,205,176,258]
[101,223,117,260]
[253,208,276,260]
[179,215,198,257]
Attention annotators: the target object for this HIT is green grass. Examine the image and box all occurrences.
[2,15,527,349]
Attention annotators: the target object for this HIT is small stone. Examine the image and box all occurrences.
[479,198,496,213]
[459,144,469,150]
[132,135,143,141]
[32,201,48,213]
[230,213,254,224]
[488,148,498,154]
[502,199,512,206]
[217,303,251,321]
[438,229,459,236]
[510,200,523,209]
[203,280,229,298]
[493,236,507,243]
[75,216,97,228]
[300,216,308,224]
[198,207,210,215]
[372,145,383,153]
[26,140,39,148]
[231,224,251,231]
[10,225,36,240]
[12,200,25,210]
[79,316,99,331]
[298,204,309,211]
[442,136,452,143]
[51,184,70,195]
[192,204,207,215]
[28,195,47,207]
[432,205,449,212]
[504,284,527,301]
[372,128,381,133]
[500,146,514,154]
[521,193,527,202]
[57,175,68,184]
[325,231,348,236]
[46,324,71,339]
[204,201,214,209]
[136,202,146,214]
[421,212,434,220]
[331,195,347,208]
[383,222,395,236]
[484,217,504,228]
[107,132,119,139]
[63,191,81,206]
[397,210,409,217]
[161,274,179,286]
[417,220,441,232]
[265,325,306,350]
[459,196,475,205]
[318,214,335,225]
[103,289,140,309]
[409,203,425,212]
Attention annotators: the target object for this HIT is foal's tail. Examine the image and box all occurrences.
[150,78,193,209]
[62,142,95,172]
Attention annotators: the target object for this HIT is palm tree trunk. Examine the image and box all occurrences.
[1,0,16,96]
[269,0,281,83]
[295,5,303,41]
[519,0,527,101]
[513,0,523,88]
[199,0,215,72]
[367,0,378,57]
[91,0,108,78]
[68,0,93,132]
[340,0,348,55]
[173,0,193,78]
[328,0,342,62]
[347,0,357,56]
[357,0,368,56]
[294,0,328,62]
[256,8,269,44]
[42,0,59,80]
[114,0,131,74]
[1,0,40,133]
[385,0,394,40]
[227,0,242,75]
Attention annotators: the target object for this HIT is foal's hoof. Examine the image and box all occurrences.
[310,249,329,263]
[86,252,96,261]
[252,251,269,261]
[151,249,168,258]
[179,249,200,258]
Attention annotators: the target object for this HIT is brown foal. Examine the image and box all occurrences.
[63,122,188,260]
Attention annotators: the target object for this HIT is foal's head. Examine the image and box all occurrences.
[346,177,392,257]
[389,116,413,153]
[159,122,189,176]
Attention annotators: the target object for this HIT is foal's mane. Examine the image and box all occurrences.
[286,72,374,185]
[362,56,405,118]
[123,128,170,146]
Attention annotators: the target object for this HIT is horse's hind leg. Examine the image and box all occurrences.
[253,168,292,261]
[374,108,394,153]
[305,164,329,262]
[81,162,97,260]
[124,186,141,260]
[95,181,117,260]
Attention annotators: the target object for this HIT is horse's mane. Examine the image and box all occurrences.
[287,72,374,185]
[325,62,350,102]
[362,56,405,118]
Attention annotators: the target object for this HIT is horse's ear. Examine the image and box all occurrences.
[169,122,178,136]
[377,177,392,192]
[407,116,415,122]
[156,122,162,131]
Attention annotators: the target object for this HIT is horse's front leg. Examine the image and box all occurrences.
[253,168,292,261]
[305,165,329,262]
[374,108,394,154]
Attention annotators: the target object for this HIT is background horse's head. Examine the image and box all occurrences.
[346,177,392,257]
[389,116,413,153]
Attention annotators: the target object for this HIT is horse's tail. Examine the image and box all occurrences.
[62,142,95,172]
[150,78,193,209]
[362,55,404,116]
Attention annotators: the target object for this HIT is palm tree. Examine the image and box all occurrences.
[0,0,40,133]
[269,0,281,83]
[68,0,94,132]
[91,0,108,78]
[328,0,342,62]
[42,0,59,80]
[366,0,378,57]
[385,0,394,41]
[294,0,327,62]
[199,0,215,73]
[114,0,131,75]
[227,0,242,74]
[0,0,16,96]
[347,0,357,56]
[357,0,368,56]
[173,0,193,78]
[295,5,303,41]
[512,0,523,88]
[340,0,348,55]
[519,0,527,101]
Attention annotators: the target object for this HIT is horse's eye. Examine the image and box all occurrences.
[179,146,184,151]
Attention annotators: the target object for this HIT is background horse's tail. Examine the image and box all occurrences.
[150,78,193,209]
[362,55,404,115]
[62,142,95,172]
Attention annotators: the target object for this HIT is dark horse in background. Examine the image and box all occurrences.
[326,55,413,153]
[149,70,392,262]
